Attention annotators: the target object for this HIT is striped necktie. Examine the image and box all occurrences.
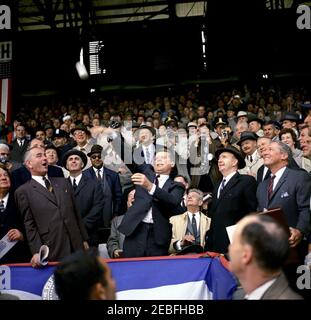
[0,200,5,213]
[268,175,276,200]
[43,177,53,193]
[218,179,226,198]
[97,169,101,180]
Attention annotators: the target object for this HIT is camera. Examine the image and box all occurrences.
[107,131,118,143]
[0,155,9,164]
[109,120,121,129]
[221,129,228,139]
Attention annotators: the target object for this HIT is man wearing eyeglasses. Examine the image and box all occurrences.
[83,144,122,228]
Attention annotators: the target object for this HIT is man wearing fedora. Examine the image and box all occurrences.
[71,124,95,170]
[62,149,104,247]
[205,146,257,254]
[236,111,248,124]
[248,116,264,137]
[83,144,123,228]
[53,129,74,163]
[281,112,300,138]
[237,131,263,178]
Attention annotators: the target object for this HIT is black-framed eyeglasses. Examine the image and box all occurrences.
[91,155,101,160]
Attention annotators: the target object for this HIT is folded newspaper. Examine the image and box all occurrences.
[38,245,49,266]
[0,233,18,259]
[0,233,49,266]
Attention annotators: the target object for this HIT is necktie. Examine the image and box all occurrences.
[72,178,78,191]
[145,148,151,164]
[268,175,276,200]
[0,200,5,213]
[97,169,101,180]
[249,155,253,163]
[192,214,198,242]
[19,139,24,147]
[218,179,226,198]
[154,174,160,187]
[43,177,53,192]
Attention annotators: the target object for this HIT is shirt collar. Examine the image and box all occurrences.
[0,193,9,208]
[222,171,237,183]
[70,173,83,185]
[244,278,277,300]
[187,211,200,217]
[273,166,287,180]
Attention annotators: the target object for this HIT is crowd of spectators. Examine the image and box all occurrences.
[1,83,311,299]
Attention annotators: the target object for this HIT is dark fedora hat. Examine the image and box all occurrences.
[137,124,156,137]
[61,149,88,169]
[53,129,69,139]
[215,146,246,169]
[45,144,60,158]
[300,101,311,109]
[87,144,103,157]
[175,244,204,256]
[248,115,264,126]
[281,112,301,123]
[237,131,259,146]
[70,123,90,135]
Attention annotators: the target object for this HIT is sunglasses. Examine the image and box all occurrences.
[91,154,101,160]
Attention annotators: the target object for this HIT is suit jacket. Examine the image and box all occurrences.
[257,164,271,183]
[118,164,184,247]
[15,177,88,261]
[262,272,303,299]
[10,139,29,164]
[0,193,31,264]
[11,165,64,192]
[169,212,211,254]
[83,166,122,226]
[106,215,125,258]
[239,150,263,177]
[257,167,311,236]
[205,172,258,254]
[68,175,104,246]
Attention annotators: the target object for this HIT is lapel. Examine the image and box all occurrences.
[181,212,189,237]
[30,179,57,206]
[213,172,240,209]
[162,177,173,192]
[215,172,240,204]
[269,168,288,204]
[199,212,209,244]
[75,175,88,195]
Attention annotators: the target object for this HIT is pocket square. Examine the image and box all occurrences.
[280,191,289,198]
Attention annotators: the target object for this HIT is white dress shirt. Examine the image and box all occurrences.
[69,173,83,187]
[143,174,169,223]
[0,193,9,210]
[271,166,287,190]
[32,175,50,189]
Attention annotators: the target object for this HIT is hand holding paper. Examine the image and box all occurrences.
[30,245,49,268]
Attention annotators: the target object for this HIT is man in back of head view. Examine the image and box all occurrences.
[229,214,302,299]
[54,250,116,300]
